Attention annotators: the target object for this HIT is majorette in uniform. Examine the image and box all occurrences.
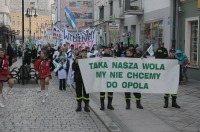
[34,50,54,103]
[0,48,14,108]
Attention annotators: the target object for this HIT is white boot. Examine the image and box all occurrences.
[41,90,45,103]
[37,87,41,92]
[0,94,5,108]
[3,87,11,100]
[45,85,49,97]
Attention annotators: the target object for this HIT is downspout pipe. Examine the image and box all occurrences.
[172,0,177,49]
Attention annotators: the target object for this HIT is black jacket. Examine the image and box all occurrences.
[103,53,112,57]
[72,58,83,82]
[155,47,168,59]
[113,49,122,57]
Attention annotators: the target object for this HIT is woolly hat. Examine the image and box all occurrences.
[136,47,142,51]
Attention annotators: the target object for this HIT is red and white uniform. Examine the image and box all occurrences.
[0,56,11,81]
[34,58,52,79]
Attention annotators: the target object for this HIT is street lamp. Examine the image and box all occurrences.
[25,8,37,39]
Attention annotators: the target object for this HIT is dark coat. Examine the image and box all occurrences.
[72,58,83,82]
[155,47,168,59]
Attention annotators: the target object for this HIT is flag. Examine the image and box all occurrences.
[65,7,77,28]
[147,44,154,56]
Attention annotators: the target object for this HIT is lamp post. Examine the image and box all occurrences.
[25,8,37,41]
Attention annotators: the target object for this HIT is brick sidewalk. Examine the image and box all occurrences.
[0,58,109,132]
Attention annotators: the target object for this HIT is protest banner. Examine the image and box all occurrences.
[52,26,63,40]
[63,28,97,49]
[46,27,53,36]
[78,58,180,94]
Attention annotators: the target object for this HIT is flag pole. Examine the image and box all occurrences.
[142,50,148,57]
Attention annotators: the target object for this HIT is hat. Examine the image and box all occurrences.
[136,47,142,51]
[169,49,175,52]
[81,48,87,52]
[104,45,111,49]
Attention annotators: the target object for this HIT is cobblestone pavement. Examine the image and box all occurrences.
[0,58,109,132]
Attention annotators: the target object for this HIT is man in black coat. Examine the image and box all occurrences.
[113,44,122,57]
[155,43,168,59]
[72,49,90,112]
[100,46,115,110]
[23,45,32,65]
[6,44,14,67]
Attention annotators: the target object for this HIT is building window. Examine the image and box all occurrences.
[185,17,199,66]
[17,21,20,25]
[99,6,104,20]
[119,0,122,7]
[110,1,113,16]
[12,21,15,25]
[190,21,198,65]
[141,20,163,51]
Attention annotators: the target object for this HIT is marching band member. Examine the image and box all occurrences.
[0,48,14,107]
[34,50,54,103]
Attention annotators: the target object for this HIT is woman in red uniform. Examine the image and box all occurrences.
[0,48,14,108]
[34,50,54,103]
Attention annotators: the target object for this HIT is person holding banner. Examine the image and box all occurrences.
[72,48,90,112]
[100,46,115,110]
[0,48,15,108]
[34,50,55,103]
[125,49,144,109]
[163,49,181,108]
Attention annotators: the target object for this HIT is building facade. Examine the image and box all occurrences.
[94,0,174,50]
[10,13,52,40]
[9,0,52,16]
[9,0,54,41]
[55,0,93,32]
[178,0,200,81]
[0,0,15,49]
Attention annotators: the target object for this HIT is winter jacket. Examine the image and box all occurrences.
[175,50,188,66]
[155,47,168,59]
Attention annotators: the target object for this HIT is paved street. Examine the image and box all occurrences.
[90,80,200,132]
[0,58,109,132]
[1,58,200,132]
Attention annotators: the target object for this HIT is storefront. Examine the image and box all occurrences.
[141,19,164,51]
[141,0,171,53]
[178,0,200,81]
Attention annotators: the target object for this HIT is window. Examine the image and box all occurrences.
[110,1,113,16]
[119,0,122,7]
[190,21,198,65]
[12,21,15,25]
[99,6,104,20]
[141,20,163,51]
[185,17,199,66]
[17,21,20,25]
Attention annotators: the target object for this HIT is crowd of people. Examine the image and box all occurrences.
[0,42,189,111]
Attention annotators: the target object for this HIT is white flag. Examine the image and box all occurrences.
[147,45,154,56]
